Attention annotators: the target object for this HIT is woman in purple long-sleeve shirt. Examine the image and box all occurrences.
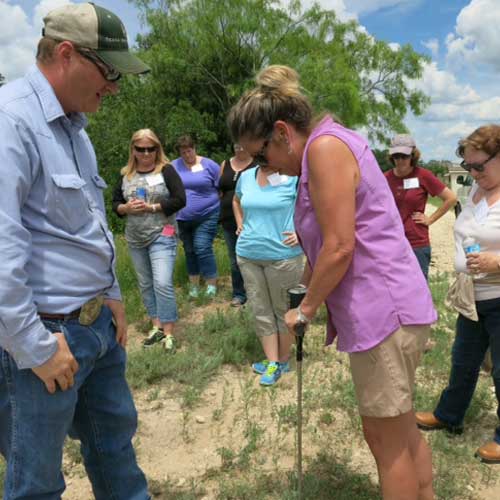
[172,135,220,298]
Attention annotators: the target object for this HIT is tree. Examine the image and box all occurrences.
[129,0,429,144]
[372,149,392,172]
[88,0,430,229]
[0,73,5,87]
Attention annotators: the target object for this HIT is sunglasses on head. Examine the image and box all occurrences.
[76,47,121,82]
[391,153,411,160]
[460,151,498,173]
[134,146,157,153]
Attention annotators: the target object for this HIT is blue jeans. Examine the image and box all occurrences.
[0,305,149,499]
[413,246,431,280]
[177,208,219,279]
[222,222,246,302]
[129,235,178,323]
[434,297,500,443]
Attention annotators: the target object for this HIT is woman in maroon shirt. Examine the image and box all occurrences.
[384,134,456,279]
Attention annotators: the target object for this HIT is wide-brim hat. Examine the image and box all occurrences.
[43,2,150,75]
[389,134,416,156]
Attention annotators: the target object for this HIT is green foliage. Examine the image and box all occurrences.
[422,159,450,178]
[0,457,4,492]
[88,0,430,230]
[372,148,392,172]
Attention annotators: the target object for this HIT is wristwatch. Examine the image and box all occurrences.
[151,204,157,213]
[296,305,310,325]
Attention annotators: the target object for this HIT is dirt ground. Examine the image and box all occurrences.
[61,206,500,500]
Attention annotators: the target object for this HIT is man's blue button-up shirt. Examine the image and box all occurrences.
[0,66,121,369]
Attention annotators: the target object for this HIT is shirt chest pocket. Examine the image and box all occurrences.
[50,174,90,233]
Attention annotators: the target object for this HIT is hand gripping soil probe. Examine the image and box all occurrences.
[288,285,307,500]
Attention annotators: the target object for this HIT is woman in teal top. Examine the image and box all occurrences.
[233,164,303,386]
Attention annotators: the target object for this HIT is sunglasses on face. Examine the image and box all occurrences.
[76,47,121,82]
[391,153,411,161]
[134,146,157,154]
[460,151,498,173]
[253,132,274,166]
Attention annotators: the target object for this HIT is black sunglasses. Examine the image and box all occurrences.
[134,146,157,153]
[460,151,498,172]
[253,131,274,166]
[391,153,411,160]
[76,47,121,82]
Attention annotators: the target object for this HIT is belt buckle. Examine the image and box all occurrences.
[79,295,104,326]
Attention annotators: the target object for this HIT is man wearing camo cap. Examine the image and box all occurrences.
[0,3,151,498]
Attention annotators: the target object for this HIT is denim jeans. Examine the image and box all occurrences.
[222,221,246,302]
[0,305,149,500]
[434,297,500,443]
[129,235,178,323]
[413,245,431,280]
[177,208,219,279]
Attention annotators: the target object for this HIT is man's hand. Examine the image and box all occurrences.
[32,332,79,394]
[104,299,128,347]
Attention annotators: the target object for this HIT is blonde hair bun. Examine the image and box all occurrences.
[256,65,300,95]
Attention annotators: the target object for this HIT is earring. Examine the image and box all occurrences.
[282,135,292,155]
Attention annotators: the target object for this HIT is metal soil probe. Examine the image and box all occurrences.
[288,285,307,500]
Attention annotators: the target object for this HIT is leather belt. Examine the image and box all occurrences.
[39,309,81,321]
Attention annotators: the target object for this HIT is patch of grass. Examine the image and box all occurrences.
[63,438,82,467]
[214,451,382,500]
[115,235,145,324]
[126,307,261,406]
[0,457,4,492]
[147,477,206,499]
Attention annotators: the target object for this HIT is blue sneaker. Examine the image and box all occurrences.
[260,362,282,386]
[252,359,290,375]
[205,284,217,297]
[188,285,199,298]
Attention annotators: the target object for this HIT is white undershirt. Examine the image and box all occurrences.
[454,184,500,300]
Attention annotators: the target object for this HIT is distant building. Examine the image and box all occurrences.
[446,162,473,216]
[446,162,469,192]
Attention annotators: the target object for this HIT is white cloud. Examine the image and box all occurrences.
[342,0,417,15]
[34,0,71,30]
[441,121,476,139]
[421,38,439,59]
[415,62,480,107]
[297,0,357,21]
[446,0,500,71]
[0,0,71,82]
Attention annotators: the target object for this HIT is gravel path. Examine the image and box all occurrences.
[428,204,456,275]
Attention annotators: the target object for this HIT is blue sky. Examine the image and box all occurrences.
[1,1,498,161]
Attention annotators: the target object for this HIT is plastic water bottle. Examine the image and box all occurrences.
[135,179,148,202]
[463,236,486,279]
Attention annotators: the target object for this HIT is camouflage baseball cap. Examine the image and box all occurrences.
[42,2,150,75]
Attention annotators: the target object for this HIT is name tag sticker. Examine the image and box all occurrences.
[267,172,283,186]
[146,174,164,187]
[404,177,420,189]
[162,224,176,237]
[191,164,204,173]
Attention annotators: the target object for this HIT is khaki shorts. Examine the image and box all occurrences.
[349,325,430,418]
[237,255,304,337]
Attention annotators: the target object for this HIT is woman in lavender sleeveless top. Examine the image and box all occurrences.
[228,65,437,500]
